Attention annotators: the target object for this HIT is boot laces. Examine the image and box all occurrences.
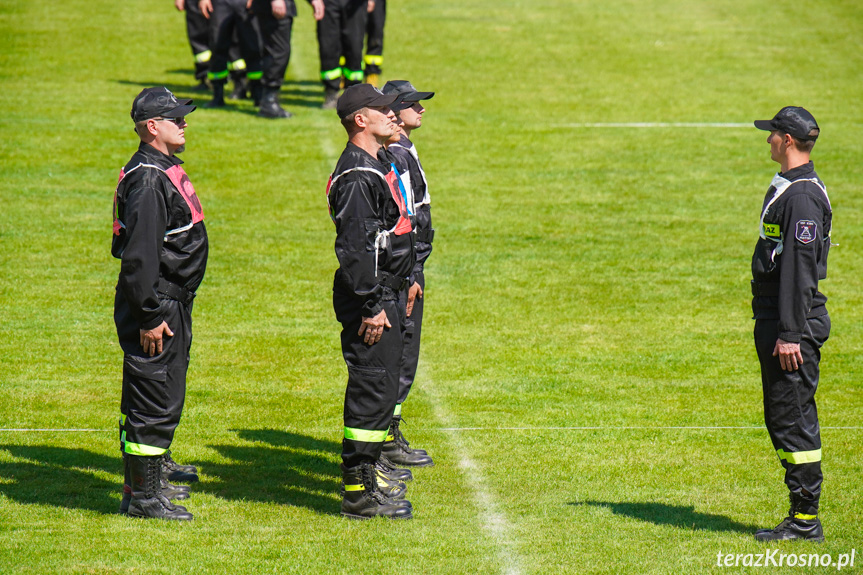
[361,463,388,504]
[392,418,412,450]
[161,451,180,471]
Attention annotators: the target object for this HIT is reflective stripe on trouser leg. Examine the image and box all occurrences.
[334,293,405,468]
[228,59,247,72]
[363,55,383,68]
[342,67,364,85]
[754,314,829,500]
[195,50,212,64]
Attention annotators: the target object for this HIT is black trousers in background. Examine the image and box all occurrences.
[116,291,193,455]
[207,0,262,82]
[317,0,367,91]
[397,271,424,405]
[364,0,385,75]
[252,1,294,90]
[334,288,405,468]
[754,314,829,505]
[184,0,211,81]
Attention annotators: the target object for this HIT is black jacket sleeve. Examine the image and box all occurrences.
[331,175,386,318]
[777,193,823,342]
[118,185,167,330]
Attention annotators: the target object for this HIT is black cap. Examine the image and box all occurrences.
[754,106,819,141]
[336,84,400,118]
[131,87,196,123]
[382,80,434,102]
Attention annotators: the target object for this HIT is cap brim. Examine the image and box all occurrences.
[753,120,775,131]
[163,101,197,117]
[402,91,434,102]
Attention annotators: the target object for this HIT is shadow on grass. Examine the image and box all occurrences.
[198,428,340,515]
[570,501,759,534]
[0,445,120,514]
[115,78,324,111]
[0,429,341,516]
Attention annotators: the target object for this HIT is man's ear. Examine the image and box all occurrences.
[354,112,368,129]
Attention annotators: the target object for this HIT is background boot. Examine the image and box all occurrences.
[258,88,292,119]
[204,80,226,108]
[229,72,247,100]
[341,462,412,520]
[755,493,823,542]
[381,417,434,467]
[377,454,413,482]
[249,79,263,106]
[161,450,199,483]
[128,455,193,521]
[322,88,339,110]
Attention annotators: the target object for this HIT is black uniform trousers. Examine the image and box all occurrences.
[252,1,294,90]
[207,0,262,82]
[116,290,193,456]
[363,0,385,75]
[397,270,424,404]
[317,0,367,91]
[754,313,829,506]
[184,0,212,82]
[334,287,406,468]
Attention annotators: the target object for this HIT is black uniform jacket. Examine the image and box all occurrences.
[389,135,433,284]
[112,143,209,331]
[328,142,415,318]
[751,161,831,343]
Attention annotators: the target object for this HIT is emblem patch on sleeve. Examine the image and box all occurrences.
[795,220,817,244]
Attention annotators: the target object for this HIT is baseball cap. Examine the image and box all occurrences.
[382,80,434,102]
[754,106,819,141]
[131,87,196,123]
[336,84,400,118]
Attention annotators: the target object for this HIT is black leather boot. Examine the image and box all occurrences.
[119,454,190,514]
[258,87,292,119]
[204,80,226,108]
[127,455,193,521]
[161,450,199,483]
[229,73,247,100]
[381,417,433,467]
[755,492,823,542]
[322,88,339,110]
[341,463,413,520]
[377,454,413,482]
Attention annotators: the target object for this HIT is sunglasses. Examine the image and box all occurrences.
[153,117,186,126]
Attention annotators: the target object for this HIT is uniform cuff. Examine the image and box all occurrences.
[778,330,802,344]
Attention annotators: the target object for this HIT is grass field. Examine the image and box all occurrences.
[2,0,863,573]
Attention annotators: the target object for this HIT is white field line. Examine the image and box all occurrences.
[557,122,752,128]
[420,362,524,575]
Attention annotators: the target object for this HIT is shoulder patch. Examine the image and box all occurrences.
[795,220,817,244]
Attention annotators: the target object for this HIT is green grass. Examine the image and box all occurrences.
[2,0,863,573]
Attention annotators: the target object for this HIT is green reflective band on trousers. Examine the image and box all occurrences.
[344,427,388,443]
[795,512,818,520]
[343,68,364,82]
[777,448,822,464]
[363,55,383,67]
[321,68,342,81]
[344,484,364,492]
[228,59,247,72]
[119,413,127,426]
[393,404,402,417]
[121,432,167,457]
[195,50,212,64]
[246,71,263,81]
[208,70,230,80]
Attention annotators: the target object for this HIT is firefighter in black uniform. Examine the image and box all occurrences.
[751,106,832,542]
[326,84,415,519]
[199,0,263,108]
[113,87,209,521]
[175,0,212,91]
[363,0,384,87]
[317,0,371,109]
[251,0,324,118]
[380,80,435,468]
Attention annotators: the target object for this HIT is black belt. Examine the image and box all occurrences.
[751,281,780,297]
[378,272,408,292]
[158,278,195,305]
[416,228,435,243]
